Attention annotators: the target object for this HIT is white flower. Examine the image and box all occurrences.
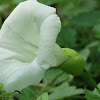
[0,0,66,92]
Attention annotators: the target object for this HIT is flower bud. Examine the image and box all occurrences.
[60,48,85,76]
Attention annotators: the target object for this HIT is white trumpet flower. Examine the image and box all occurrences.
[0,0,66,92]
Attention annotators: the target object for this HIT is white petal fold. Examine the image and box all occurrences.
[37,14,61,70]
[0,59,45,92]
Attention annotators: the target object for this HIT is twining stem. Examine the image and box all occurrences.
[80,69,100,94]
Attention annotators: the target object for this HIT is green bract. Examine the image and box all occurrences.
[60,48,85,76]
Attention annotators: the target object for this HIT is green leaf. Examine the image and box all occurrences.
[0,92,13,99]
[85,89,100,100]
[93,24,100,38]
[86,41,100,48]
[71,0,81,6]
[11,0,25,5]
[48,82,69,92]
[78,0,97,13]
[57,73,73,83]
[80,48,90,61]
[37,92,48,100]
[57,27,77,48]
[69,11,100,27]
[16,86,38,100]
[0,4,9,12]
[43,67,63,83]
[93,83,100,96]
[49,82,84,100]
[0,83,3,90]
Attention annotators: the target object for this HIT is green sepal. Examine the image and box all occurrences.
[60,48,85,76]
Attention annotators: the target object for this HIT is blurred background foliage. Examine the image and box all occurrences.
[0,0,100,100]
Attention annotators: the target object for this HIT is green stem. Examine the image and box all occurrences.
[80,69,100,94]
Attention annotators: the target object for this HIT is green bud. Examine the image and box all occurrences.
[60,48,85,76]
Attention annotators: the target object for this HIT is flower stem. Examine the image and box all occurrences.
[80,69,100,94]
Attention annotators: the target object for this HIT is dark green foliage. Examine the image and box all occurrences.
[57,27,77,48]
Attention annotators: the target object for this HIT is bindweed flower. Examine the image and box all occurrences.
[0,0,66,92]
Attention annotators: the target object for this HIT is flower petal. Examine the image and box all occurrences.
[0,0,56,62]
[37,14,62,69]
[0,0,66,66]
[52,44,66,67]
[0,0,66,92]
[0,59,45,92]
